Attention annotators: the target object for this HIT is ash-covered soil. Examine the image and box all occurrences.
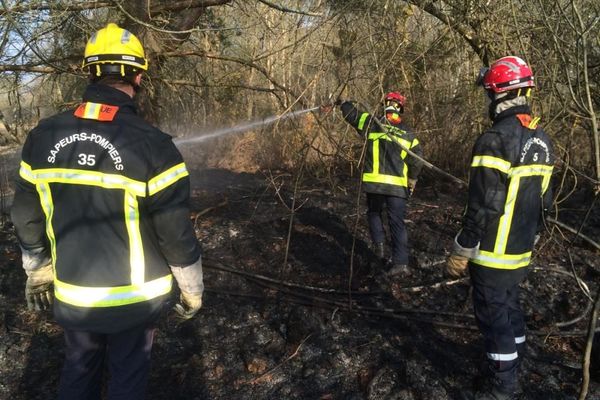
[1,165,599,400]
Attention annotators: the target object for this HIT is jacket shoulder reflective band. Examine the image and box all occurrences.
[148,163,189,196]
[368,132,416,151]
[20,161,190,198]
[19,162,146,195]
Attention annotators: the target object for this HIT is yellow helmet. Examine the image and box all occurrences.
[83,23,148,76]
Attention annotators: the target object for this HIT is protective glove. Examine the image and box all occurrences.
[446,254,469,277]
[319,104,334,114]
[445,232,479,278]
[173,290,203,320]
[170,257,204,320]
[408,178,417,196]
[25,263,54,311]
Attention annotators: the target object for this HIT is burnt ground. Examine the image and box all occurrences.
[1,164,600,400]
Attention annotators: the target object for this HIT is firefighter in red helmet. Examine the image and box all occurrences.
[338,91,423,277]
[447,56,554,399]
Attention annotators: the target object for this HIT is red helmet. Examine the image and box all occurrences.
[384,91,406,116]
[384,91,406,107]
[478,56,535,93]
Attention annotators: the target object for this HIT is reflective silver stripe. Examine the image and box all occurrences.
[148,163,189,195]
[487,351,518,361]
[515,336,526,344]
[29,168,145,196]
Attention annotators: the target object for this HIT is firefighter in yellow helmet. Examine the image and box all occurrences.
[11,23,203,399]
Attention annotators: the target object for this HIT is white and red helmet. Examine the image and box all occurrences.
[477,56,535,93]
[384,91,406,114]
[384,91,406,106]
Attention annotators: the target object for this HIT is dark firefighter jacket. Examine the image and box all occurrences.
[11,84,202,333]
[340,101,423,198]
[458,105,554,272]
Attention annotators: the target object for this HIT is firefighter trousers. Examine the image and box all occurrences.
[366,193,408,265]
[469,263,528,392]
[57,322,156,400]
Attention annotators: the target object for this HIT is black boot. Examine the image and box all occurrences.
[462,386,515,400]
[463,373,517,400]
[387,263,409,276]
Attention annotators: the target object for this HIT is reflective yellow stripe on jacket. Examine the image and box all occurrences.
[469,156,553,269]
[18,161,188,307]
[148,162,189,195]
[472,250,532,270]
[54,275,173,307]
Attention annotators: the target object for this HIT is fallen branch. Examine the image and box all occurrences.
[204,258,382,295]
[579,283,600,400]
[207,257,468,295]
[547,217,600,251]
[556,300,593,328]
[193,198,228,228]
[206,260,599,337]
[206,279,600,338]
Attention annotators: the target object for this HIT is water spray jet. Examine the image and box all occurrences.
[174,106,320,147]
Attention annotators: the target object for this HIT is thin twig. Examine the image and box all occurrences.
[248,333,313,385]
[579,286,600,400]
[403,277,469,293]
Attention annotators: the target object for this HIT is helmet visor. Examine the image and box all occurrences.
[385,99,402,109]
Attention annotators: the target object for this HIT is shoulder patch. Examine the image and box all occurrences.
[516,114,540,130]
[74,102,119,122]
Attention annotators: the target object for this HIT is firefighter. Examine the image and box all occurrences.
[446,56,554,400]
[338,92,423,276]
[10,23,203,399]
